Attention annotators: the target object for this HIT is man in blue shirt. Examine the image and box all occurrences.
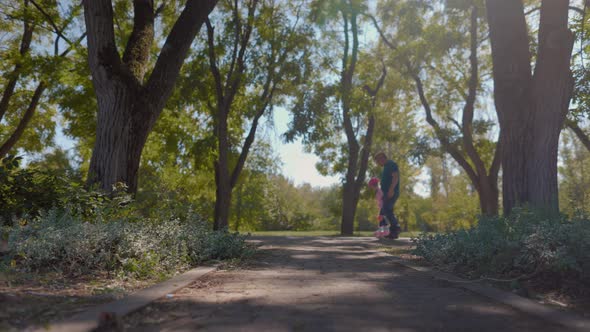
[374,152,400,239]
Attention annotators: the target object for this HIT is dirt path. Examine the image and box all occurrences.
[123,236,566,331]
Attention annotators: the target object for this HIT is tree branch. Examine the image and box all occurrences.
[355,65,386,190]
[205,18,224,104]
[225,0,241,88]
[59,32,87,57]
[354,114,375,191]
[30,0,73,45]
[0,82,46,158]
[412,71,480,188]
[83,0,122,86]
[363,13,396,50]
[489,134,502,182]
[341,7,359,157]
[122,0,155,82]
[230,96,269,189]
[0,0,34,123]
[145,0,219,112]
[567,119,590,152]
[461,6,488,178]
[224,0,258,106]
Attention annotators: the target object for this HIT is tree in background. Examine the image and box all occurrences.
[568,2,590,153]
[82,0,218,193]
[372,0,501,215]
[0,1,84,158]
[200,0,312,229]
[559,130,590,217]
[286,0,389,235]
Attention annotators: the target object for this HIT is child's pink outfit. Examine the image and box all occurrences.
[369,178,389,238]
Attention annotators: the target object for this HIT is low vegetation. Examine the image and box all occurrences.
[0,157,255,280]
[4,210,253,279]
[413,210,590,297]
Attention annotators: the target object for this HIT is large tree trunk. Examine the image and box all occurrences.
[235,183,243,231]
[478,176,499,216]
[486,0,573,215]
[487,0,532,214]
[486,0,532,215]
[339,5,361,236]
[214,111,232,230]
[527,0,574,213]
[341,181,360,235]
[214,173,232,231]
[87,84,135,191]
[83,0,218,193]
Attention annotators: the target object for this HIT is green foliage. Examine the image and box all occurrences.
[5,209,254,278]
[0,0,84,156]
[0,155,65,224]
[413,210,590,286]
[559,130,590,218]
[0,155,135,226]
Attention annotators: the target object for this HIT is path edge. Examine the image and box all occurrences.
[35,265,217,332]
[377,241,590,332]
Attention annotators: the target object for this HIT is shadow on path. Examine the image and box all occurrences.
[123,236,565,332]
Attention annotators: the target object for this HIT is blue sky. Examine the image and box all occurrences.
[268,107,341,187]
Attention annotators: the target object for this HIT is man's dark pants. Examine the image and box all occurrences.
[381,194,399,235]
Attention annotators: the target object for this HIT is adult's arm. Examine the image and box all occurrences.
[388,171,399,198]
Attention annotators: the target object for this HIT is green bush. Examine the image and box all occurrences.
[0,156,65,224]
[5,209,255,278]
[413,209,590,284]
[0,156,136,226]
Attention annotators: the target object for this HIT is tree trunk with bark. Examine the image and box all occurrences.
[478,175,500,216]
[339,3,385,235]
[486,0,574,215]
[206,0,298,229]
[214,114,232,230]
[83,0,218,193]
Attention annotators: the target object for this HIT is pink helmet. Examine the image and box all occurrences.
[368,177,379,188]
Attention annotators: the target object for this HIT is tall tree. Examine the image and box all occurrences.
[203,0,312,229]
[286,0,388,235]
[338,3,387,235]
[409,4,500,215]
[82,0,218,193]
[369,1,500,215]
[486,0,575,214]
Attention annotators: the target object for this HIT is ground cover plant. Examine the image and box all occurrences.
[413,209,590,308]
[3,209,255,279]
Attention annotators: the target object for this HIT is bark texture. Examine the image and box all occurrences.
[83,0,219,193]
[486,0,574,215]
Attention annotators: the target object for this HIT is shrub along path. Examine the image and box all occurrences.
[123,236,572,331]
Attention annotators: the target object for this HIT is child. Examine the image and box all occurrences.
[368,177,389,238]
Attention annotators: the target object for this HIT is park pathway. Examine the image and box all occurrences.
[124,236,566,331]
